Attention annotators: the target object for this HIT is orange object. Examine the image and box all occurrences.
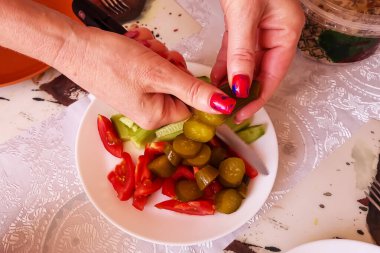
[0,0,79,87]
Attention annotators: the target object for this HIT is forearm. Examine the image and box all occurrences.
[0,0,84,67]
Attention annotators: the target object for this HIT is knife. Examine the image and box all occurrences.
[216,124,269,175]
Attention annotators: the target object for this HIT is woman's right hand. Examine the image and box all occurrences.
[53,26,236,129]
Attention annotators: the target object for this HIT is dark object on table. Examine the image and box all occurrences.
[39,75,87,106]
[367,154,380,246]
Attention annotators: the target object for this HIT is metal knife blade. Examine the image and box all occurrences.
[216,124,269,175]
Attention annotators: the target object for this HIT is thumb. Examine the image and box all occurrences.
[221,0,263,98]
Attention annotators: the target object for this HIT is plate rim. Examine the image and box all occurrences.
[75,62,279,246]
[286,239,379,253]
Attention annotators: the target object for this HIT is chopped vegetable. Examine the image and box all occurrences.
[195,165,219,190]
[173,134,202,158]
[134,178,163,197]
[237,124,266,144]
[155,120,186,141]
[218,157,246,187]
[162,177,176,198]
[215,189,243,214]
[155,199,215,215]
[148,155,176,178]
[184,144,212,167]
[183,118,215,143]
[97,114,123,158]
[164,144,182,166]
[175,179,203,202]
[171,165,195,181]
[107,152,135,201]
[110,114,134,141]
[192,109,226,126]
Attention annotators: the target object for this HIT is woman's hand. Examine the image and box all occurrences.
[211,0,305,122]
[55,26,236,129]
[0,1,236,130]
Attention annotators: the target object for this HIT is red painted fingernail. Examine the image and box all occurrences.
[124,30,139,38]
[232,74,250,98]
[210,93,236,114]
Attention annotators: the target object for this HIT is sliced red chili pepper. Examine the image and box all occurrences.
[97,114,123,158]
[245,163,258,179]
[107,152,135,201]
[162,177,176,198]
[155,199,215,215]
[134,178,163,197]
[144,141,167,158]
[202,180,223,200]
[193,166,200,175]
[132,194,148,211]
[208,137,223,149]
[172,165,194,181]
[135,155,152,188]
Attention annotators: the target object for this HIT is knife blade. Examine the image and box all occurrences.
[216,124,269,175]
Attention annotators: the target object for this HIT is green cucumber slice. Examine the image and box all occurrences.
[224,117,252,132]
[236,124,266,144]
[155,120,186,141]
[110,114,134,141]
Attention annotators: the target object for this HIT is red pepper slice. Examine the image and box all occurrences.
[172,165,194,181]
[245,163,258,178]
[132,194,148,211]
[155,199,215,215]
[107,152,135,201]
[135,155,152,188]
[134,178,163,197]
[202,180,223,200]
[97,114,123,158]
[144,141,167,158]
[162,177,176,198]
[193,166,200,175]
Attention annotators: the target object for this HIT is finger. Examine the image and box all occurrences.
[147,39,169,58]
[137,93,192,130]
[125,27,154,41]
[235,45,297,122]
[150,60,236,115]
[210,31,228,86]
[221,0,263,98]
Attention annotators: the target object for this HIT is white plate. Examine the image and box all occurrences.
[75,63,278,246]
[287,239,380,253]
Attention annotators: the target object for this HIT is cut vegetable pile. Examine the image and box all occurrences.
[97,89,266,215]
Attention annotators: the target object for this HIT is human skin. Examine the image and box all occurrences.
[0,0,235,129]
[211,0,305,123]
[0,0,304,128]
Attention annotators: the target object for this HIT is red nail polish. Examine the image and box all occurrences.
[210,93,236,114]
[124,30,139,38]
[232,74,250,98]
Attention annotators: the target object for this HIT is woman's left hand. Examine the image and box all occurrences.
[211,0,305,122]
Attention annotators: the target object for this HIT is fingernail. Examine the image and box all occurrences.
[232,74,250,98]
[124,30,139,38]
[210,93,236,114]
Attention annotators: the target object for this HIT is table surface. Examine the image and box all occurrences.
[1,1,380,252]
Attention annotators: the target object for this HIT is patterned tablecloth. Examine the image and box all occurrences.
[1,0,380,252]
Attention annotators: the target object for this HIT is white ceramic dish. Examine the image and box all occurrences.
[75,63,278,245]
[287,239,380,253]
